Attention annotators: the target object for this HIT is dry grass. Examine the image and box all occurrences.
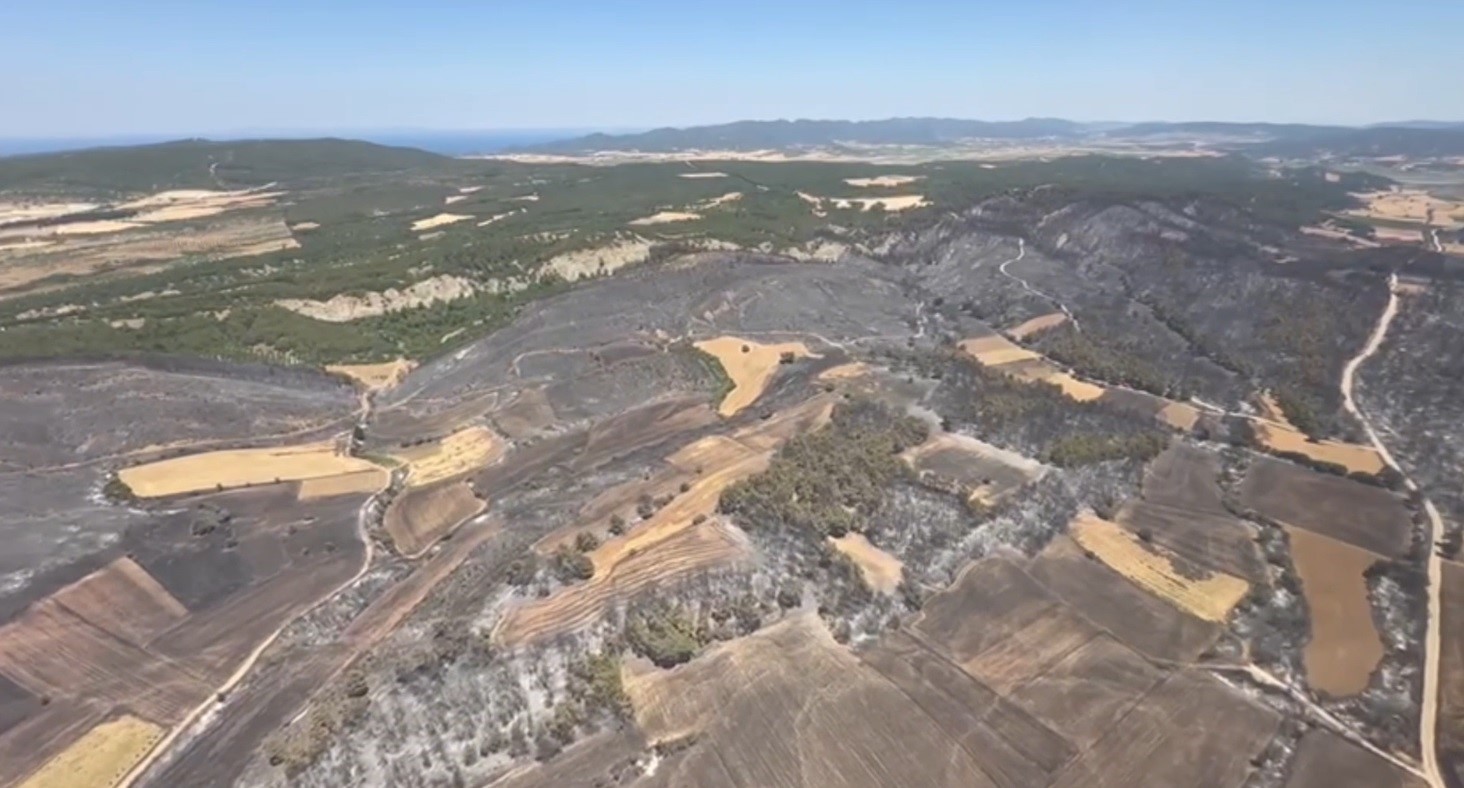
[629,211,701,226]
[326,358,416,391]
[694,336,819,416]
[1070,512,1249,623]
[391,425,504,487]
[1158,401,1200,431]
[296,469,389,500]
[1346,189,1464,230]
[817,361,871,381]
[1007,312,1068,339]
[119,440,377,498]
[18,714,163,788]
[1287,527,1385,696]
[1255,422,1384,475]
[957,334,1041,366]
[845,175,924,187]
[829,533,903,593]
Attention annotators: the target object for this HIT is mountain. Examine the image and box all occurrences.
[519,117,1087,153]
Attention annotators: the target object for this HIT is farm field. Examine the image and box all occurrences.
[17,714,162,788]
[118,440,378,498]
[1240,456,1413,558]
[1287,526,1385,697]
[694,336,818,416]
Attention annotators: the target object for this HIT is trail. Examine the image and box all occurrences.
[1338,272,1445,788]
[997,238,1081,332]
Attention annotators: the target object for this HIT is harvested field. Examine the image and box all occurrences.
[118,440,376,498]
[1046,670,1278,788]
[1005,635,1164,749]
[1007,311,1068,339]
[1438,562,1464,772]
[959,334,1041,366]
[903,431,1043,504]
[17,713,162,788]
[629,211,701,225]
[392,425,505,487]
[382,481,485,557]
[1157,401,1200,430]
[1286,527,1384,697]
[0,216,297,297]
[1115,444,1265,583]
[845,175,923,187]
[1027,536,1222,661]
[497,518,750,647]
[1240,456,1412,558]
[625,613,1023,788]
[295,468,388,500]
[817,361,871,381]
[49,557,187,648]
[1345,188,1464,230]
[325,358,415,390]
[829,533,903,593]
[694,336,817,416]
[1284,729,1426,788]
[409,212,470,231]
[1070,512,1249,623]
[1255,422,1384,475]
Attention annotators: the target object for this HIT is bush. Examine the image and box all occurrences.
[626,607,706,667]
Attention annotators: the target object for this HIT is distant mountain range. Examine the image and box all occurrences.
[516,117,1464,158]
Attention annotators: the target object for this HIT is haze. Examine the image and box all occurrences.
[3,0,1462,138]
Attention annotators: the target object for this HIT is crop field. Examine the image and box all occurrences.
[391,425,505,487]
[1240,456,1413,558]
[1070,513,1249,623]
[1007,311,1068,339]
[1440,562,1464,775]
[1286,526,1384,697]
[1115,444,1265,582]
[902,431,1044,504]
[382,481,485,556]
[1283,729,1425,788]
[1254,421,1385,475]
[958,333,1108,402]
[118,439,377,498]
[17,713,163,788]
[693,336,818,416]
[325,359,414,390]
[828,532,903,593]
[295,468,388,500]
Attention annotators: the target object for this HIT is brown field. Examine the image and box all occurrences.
[1240,456,1412,558]
[1115,444,1265,583]
[49,558,187,648]
[829,533,903,593]
[903,431,1044,504]
[1286,527,1384,697]
[958,335,1107,401]
[326,358,415,390]
[1007,312,1068,339]
[295,468,388,500]
[1438,562,1464,772]
[1255,422,1384,475]
[391,425,505,487]
[816,361,871,381]
[1345,188,1464,230]
[382,481,485,557]
[0,216,297,298]
[1285,729,1425,788]
[118,440,377,498]
[1157,401,1200,430]
[1027,536,1222,661]
[694,336,818,416]
[1070,513,1249,623]
[17,714,163,788]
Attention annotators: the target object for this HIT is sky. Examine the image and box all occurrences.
[3,0,1462,138]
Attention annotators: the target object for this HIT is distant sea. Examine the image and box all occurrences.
[0,129,622,158]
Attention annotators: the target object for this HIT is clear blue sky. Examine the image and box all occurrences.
[3,0,1461,137]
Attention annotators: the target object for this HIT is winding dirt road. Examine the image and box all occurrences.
[1339,273,1445,788]
[998,238,1082,331]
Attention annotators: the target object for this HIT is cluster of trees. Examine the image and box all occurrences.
[1031,324,1181,399]
[1043,431,1169,468]
[719,398,928,537]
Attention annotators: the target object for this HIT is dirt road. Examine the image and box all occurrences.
[1339,273,1445,788]
[998,238,1082,331]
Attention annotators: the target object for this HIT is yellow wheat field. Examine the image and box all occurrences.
[119,441,379,498]
[1071,513,1249,622]
[20,715,163,788]
[326,358,415,390]
[296,468,390,500]
[391,426,505,487]
[695,336,818,417]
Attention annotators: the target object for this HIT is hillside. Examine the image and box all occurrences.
[0,138,461,196]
